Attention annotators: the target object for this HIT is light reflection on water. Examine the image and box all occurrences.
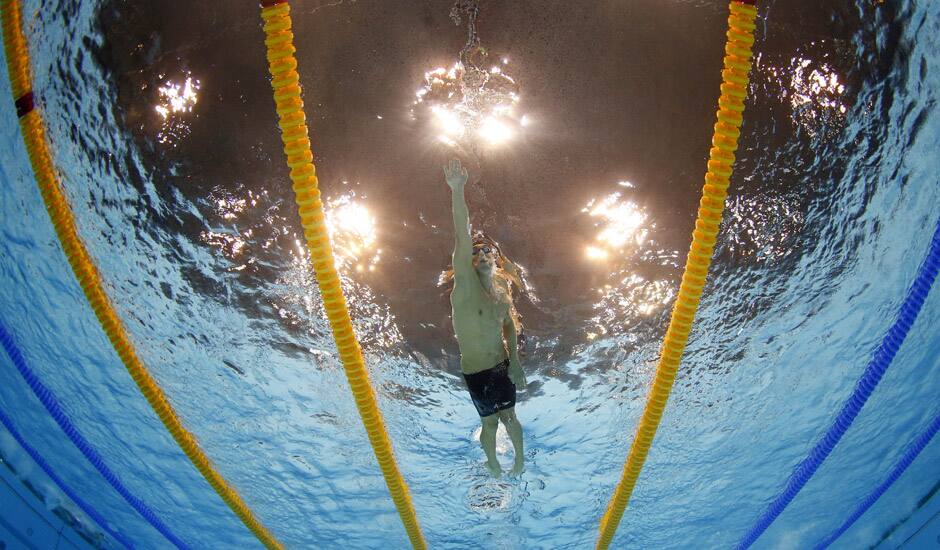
[199,184,401,352]
[789,58,847,113]
[199,187,267,272]
[758,46,850,138]
[580,186,676,343]
[292,189,401,352]
[582,190,650,256]
[788,54,849,137]
[725,191,806,264]
[278,255,404,353]
[323,191,381,274]
[155,76,199,119]
[154,74,200,146]
[200,187,380,276]
[414,58,527,150]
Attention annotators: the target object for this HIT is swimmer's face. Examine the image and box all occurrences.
[472,245,498,274]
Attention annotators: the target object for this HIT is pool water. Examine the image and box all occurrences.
[1,0,938,548]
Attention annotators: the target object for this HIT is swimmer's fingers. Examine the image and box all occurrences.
[443,159,468,189]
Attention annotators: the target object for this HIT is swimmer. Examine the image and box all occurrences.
[442,158,526,477]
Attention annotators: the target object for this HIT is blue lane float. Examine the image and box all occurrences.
[0,405,133,549]
[0,320,190,549]
[737,216,940,549]
[814,411,940,549]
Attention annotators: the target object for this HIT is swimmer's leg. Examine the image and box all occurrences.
[497,407,524,475]
[480,413,502,477]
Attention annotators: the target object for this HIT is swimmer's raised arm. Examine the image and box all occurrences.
[444,159,474,286]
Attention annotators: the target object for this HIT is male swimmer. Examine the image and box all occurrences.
[442,158,526,477]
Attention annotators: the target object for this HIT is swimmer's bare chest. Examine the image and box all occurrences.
[451,289,509,375]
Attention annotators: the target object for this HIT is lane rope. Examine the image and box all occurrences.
[0,1,283,548]
[0,405,133,549]
[814,411,940,549]
[595,2,758,548]
[737,217,940,549]
[0,321,186,548]
[257,2,427,548]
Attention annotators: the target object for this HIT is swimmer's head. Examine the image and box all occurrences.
[472,242,498,275]
[471,232,505,277]
[440,231,524,295]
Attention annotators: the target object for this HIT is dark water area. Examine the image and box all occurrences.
[90,0,883,385]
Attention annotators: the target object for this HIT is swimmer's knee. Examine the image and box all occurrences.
[482,414,499,429]
[497,408,517,423]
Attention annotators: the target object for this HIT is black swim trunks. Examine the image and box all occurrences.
[463,358,516,417]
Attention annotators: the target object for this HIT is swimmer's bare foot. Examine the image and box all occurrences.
[509,460,525,476]
[486,459,502,478]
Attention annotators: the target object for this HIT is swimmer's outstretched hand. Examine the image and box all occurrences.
[443,158,468,191]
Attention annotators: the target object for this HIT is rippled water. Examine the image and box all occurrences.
[1,0,938,548]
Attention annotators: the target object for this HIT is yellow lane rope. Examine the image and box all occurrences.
[596,2,758,548]
[0,1,283,548]
[257,2,427,548]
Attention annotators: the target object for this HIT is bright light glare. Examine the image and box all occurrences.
[596,206,646,248]
[586,193,648,249]
[155,76,199,119]
[328,201,376,247]
[323,194,381,273]
[432,106,465,137]
[479,116,513,144]
[581,191,651,265]
[414,58,526,149]
[790,59,846,111]
[586,245,609,261]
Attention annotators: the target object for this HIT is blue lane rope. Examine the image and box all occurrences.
[0,406,133,549]
[736,216,940,549]
[814,411,940,549]
[0,320,190,549]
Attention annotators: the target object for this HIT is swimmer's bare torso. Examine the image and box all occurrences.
[450,275,512,375]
